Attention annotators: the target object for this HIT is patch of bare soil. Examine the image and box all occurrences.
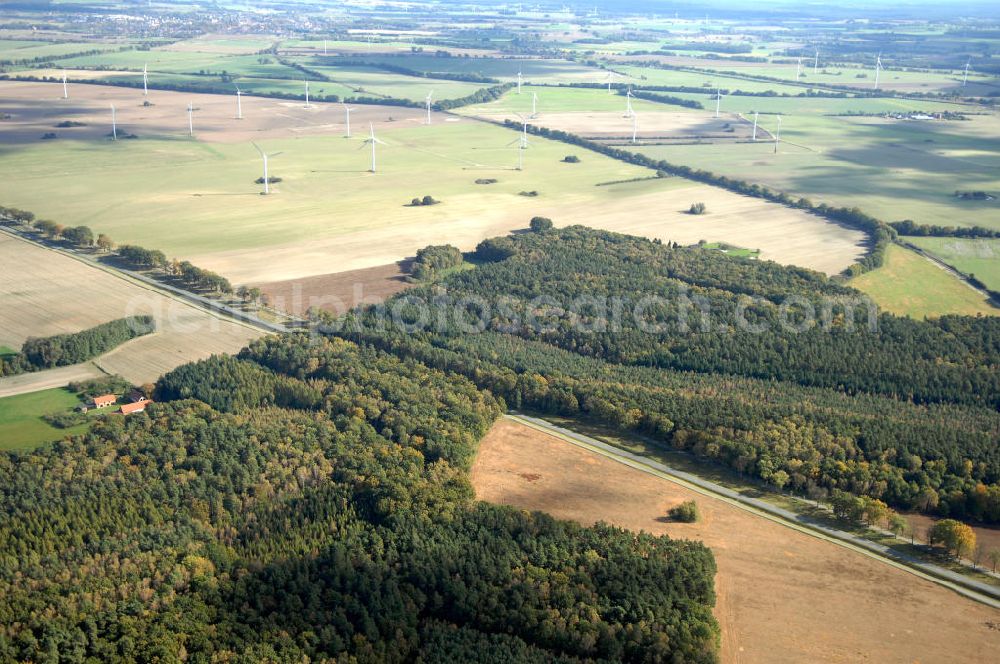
[254,261,413,316]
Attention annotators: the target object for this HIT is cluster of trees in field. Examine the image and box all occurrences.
[436,81,517,110]
[543,81,852,100]
[410,244,464,281]
[0,316,154,377]
[502,120,893,275]
[335,227,1000,522]
[628,89,705,109]
[115,244,233,293]
[0,335,719,662]
[328,57,501,83]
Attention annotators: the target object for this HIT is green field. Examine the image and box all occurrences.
[0,39,126,62]
[306,62,489,101]
[53,49,304,79]
[906,237,1000,291]
[850,244,997,318]
[633,110,1000,230]
[457,84,668,114]
[0,387,89,451]
[340,53,603,83]
[16,68,356,100]
[0,116,659,281]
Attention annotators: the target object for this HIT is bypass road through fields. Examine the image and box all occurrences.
[507,413,1000,610]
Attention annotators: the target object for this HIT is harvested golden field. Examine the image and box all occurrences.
[0,233,261,385]
[471,419,1000,664]
[0,81,866,283]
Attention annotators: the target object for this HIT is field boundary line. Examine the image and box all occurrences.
[505,413,1000,610]
[0,227,285,336]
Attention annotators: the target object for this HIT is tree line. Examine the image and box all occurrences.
[0,316,154,377]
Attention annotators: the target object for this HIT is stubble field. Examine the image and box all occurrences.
[471,419,1000,664]
[0,233,260,385]
[0,81,866,283]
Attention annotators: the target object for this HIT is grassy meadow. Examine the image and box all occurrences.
[906,237,1000,291]
[0,387,88,451]
[457,84,669,115]
[633,109,1000,230]
[850,244,997,318]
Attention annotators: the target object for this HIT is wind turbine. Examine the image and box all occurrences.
[516,68,523,94]
[110,103,117,140]
[625,87,635,118]
[61,71,68,99]
[531,91,538,117]
[796,58,802,80]
[187,101,194,137]
[773,115,782,154]
[361,123,386,173]
[252,142,282,194]
[142,63,148,97]
[304,80,311,108]
[715,88,723,118]
[873,53,883,90]
[963,59,971,86]
[631,113,638,145]
[752,111,759,141]
[814,50,819,74]
[323,38,328,56]
[425,90,434,125]
[342,103,354,137]
[507,114,531,170]
[235,85,243,120]
[605,71,616,93]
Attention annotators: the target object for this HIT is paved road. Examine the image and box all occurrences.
[508,413,1000,610]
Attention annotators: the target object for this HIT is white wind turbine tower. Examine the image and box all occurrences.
[361,123,386,173]
[873,53,883,90]
[304,80,311,108]
[187,101,194,137]
[631,113,638,145]
[963,59,971,86]
[324,38,328,56]
[531,91,538,117]
[605,71,616,93]
[625,87,635,118]
[507,113,531,170]
[752,110,759,141]
[61,71,68,99]
[110,103,117,140]
[796,58,802,80]
[516,68,523,94]
[714,88,723,118]
[425,90,434,125]
[814,50,819,74]
[773,115,782,154]
[252,142,282,195]
[142,63,148,97]
[235,85,243,120]
[342,103,354,137]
